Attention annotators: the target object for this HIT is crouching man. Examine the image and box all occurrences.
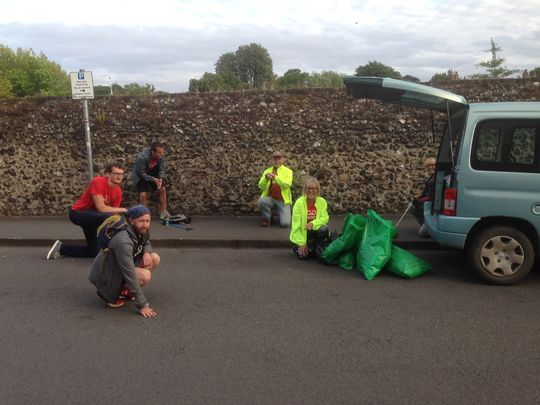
[89,205,160,318]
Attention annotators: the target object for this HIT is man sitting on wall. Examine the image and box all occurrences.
[46,162,128,259]
[89,204,159,318]
[132,141,171,220]
[258,150,293,227]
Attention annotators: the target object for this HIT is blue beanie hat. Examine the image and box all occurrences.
[126,204,150,219]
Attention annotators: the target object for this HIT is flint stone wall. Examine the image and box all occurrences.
[1,78,539,216]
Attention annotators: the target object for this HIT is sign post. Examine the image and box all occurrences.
[70,70,95,181]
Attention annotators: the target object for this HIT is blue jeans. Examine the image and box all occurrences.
[59,209,113,258]
[258,196,291,227]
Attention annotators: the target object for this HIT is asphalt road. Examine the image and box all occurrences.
[1,247,540,404]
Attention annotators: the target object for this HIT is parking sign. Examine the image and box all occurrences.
[70,70,95,99]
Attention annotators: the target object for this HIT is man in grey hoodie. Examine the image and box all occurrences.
[132,141,170,220]
[89,205,160,318]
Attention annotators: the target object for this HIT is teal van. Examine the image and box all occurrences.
[344,76,540,285]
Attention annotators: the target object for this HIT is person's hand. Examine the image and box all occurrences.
[298,244,309,256]
[140,306,157,318]
[120,207,128,213]
[306,222,313,230]
[265,173,274,180]
[142,252,153,268]
[155,178,162,189]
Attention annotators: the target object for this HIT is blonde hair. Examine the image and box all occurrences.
[424,157,436,167]
[303,177,321,195]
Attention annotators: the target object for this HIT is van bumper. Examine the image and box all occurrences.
[424,203,479,249]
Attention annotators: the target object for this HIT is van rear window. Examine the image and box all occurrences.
[471,120,540,172]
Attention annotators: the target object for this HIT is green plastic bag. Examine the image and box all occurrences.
[339,251,356,271]
[357,210,397,280]
[321,213,366,265]
[385,245,431,278]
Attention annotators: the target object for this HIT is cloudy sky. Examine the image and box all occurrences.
[1,0,538,93]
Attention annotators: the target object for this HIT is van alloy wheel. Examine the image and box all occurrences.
[467,226,534,285]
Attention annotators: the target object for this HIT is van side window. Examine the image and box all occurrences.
[510,128,535,164]
[471,120,539,172]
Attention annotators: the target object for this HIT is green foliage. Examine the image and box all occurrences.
[94,85,112,96]
[94,82,156,96]
[0,44,70,97]
[190,43,273,92]
[277,69,310,89]
[306,71,345,88]
[530,67,540,78]
[430,69,459,82]
[190,44,346,92]
[474,38,519,79]
[355,61,402,79]
[189,73,225,92]
[234,43,273,89]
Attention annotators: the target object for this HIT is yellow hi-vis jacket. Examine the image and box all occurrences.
[289,195,329,246]
[258,165,293,205]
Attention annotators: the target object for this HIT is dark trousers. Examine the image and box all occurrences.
[59,209,112,258]
[411,200,425,225]
[293,225,331,261]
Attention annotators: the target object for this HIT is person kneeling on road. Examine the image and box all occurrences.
[89,205,159,318]
[290,177,331,260]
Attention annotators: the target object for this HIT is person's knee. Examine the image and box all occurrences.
[151,252,160,269]
[316,226,330,239]
[139,269,152,286]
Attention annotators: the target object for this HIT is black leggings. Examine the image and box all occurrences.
[293,226,330,261]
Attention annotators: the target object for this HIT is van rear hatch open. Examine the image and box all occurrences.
[343,76,468,215]
[343,76,467,113]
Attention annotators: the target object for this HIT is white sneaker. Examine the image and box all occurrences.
[46,240,62,260]
[418,224,430,238]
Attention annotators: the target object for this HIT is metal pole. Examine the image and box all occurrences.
[82,98,93,180]
[395,201,413,228]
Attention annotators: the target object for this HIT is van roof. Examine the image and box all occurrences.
[468,102,540,113]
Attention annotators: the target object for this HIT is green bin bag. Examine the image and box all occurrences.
[338,251,356,271]
[321,213,366,265]
[385,245,431,278]
[357,210,397,280]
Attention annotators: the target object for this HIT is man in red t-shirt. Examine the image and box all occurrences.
[47,162,128,259]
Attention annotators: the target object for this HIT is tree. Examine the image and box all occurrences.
[189,43,274,92]
[473,38,519,79]
[234,43,273,89]
[355,61,401,79]
[277,69,310,89]
[189,73,225,92]
[530,67,540,78]
[215,52,245,90]
[0,44,70,97]
[306,71,345,88]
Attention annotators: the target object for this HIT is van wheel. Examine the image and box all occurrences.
[467,226,534,285]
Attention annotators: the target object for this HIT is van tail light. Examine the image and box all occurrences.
[443,188,457,216]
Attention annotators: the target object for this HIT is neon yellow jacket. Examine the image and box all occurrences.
[289,195,329,246]
[258,165,293,205]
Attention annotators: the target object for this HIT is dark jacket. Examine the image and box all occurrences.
[132,147,166,186]
[89,224,152,309]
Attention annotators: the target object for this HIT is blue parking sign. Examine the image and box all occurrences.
[78,72,85,80]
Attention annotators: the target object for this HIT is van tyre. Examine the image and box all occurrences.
[467,226,534,285]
